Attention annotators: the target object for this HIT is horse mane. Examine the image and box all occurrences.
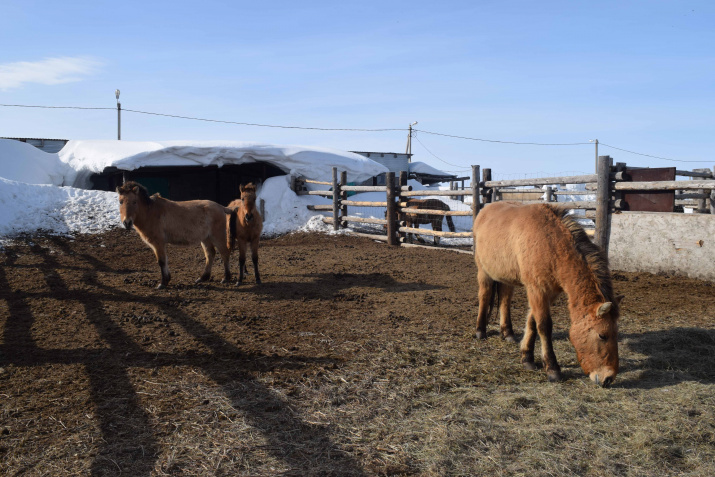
[117,181,154,205]
[547,205,615,306]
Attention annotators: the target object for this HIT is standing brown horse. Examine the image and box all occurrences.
[117,181,233,289]
[400,198,456,245]
[227,183,263,285]
[473,202,623,387]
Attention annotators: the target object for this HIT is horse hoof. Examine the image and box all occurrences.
[522,361,538,371]
[475,331,487,340]
[547,370,563,382]
[503,334,517,343]
[156,284,166,290]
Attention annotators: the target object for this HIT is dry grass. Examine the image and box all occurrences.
[0,231,713,476]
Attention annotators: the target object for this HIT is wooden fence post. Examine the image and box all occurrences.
[332,167,340,231]
[595,155,612,253]
[340,171,348,228]
[398,171,408,242]
[386,172,398,246]
[471,165,480,216]
[483,168,492,204]
[711,165,715,215]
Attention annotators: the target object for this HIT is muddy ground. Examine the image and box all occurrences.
[1,230,714,476]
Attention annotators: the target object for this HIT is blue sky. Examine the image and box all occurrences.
[1,1,713,178]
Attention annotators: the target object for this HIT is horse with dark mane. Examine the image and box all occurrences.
[400,198,456,245]
[117,181,233,289]
[227,183,263,285]
[473,202,623,387]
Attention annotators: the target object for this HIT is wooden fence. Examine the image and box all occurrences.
[295,157,715,253]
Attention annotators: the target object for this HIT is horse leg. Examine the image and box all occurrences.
[520,312,538,370]
[250,238,261,284]
[527,291,562,382]
[433,218,442,246]
[498,284,516,342]
[153,243,171,289]
[236,240,248,285]
[196,241,215,283]
[475,267,494,340]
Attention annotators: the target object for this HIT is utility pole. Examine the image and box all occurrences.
[116,89,121,140]
[406,121,417,162]
[590,139,598,172]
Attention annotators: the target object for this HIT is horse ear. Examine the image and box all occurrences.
[131,186,139,193]
[597,302,612,317]
[115,186,121,193]
[615,295,625,306]
[240,184,245,193]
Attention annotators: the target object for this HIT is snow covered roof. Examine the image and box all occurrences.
[408,161,454,178]
[59,140,389,188]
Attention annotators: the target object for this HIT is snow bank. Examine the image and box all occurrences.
[0,139,69,185]
[59,140,388,188]
[0,177,119,240]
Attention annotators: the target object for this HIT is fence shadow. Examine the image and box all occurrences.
[0,240,366,476]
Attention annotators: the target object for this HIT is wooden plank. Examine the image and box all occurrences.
[307,204,332,211]
[612,180,715,191]
[676,169,713,178]
[346,231,389,242]
[399,208,473,216]
[485,174,597,188]
[400,189,477,197]
[300,190,334,196]
[398,227,473,238]
[386,172,397,246]
[341,216,387,225]
[304,179,332,185]
[400,242,474,254]
[342,200,388,207]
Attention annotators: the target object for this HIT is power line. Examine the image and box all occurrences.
[0,103,403,132]
[1,103,710,164]
[413,134,470,170]
[414,128,591,146]
[0,103,113,111]
[599,142,712,164]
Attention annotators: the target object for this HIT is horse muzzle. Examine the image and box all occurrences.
[590,369,616,388]
[123,219,134,230]
[246,213,254,222]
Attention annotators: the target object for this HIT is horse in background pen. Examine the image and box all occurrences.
[473,202,623,387]
[400,198,456,245]
[117,181,233,289]
[228,183,263,285]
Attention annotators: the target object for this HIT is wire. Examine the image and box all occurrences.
[123,109,404,132]
[0,103,112,111]
[412,134,470,170]
[414,128,591,146]
[599,142,712,164]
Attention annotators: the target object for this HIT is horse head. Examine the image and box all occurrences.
[569,296,624,387]
[240,183,258,222]
[116,181,152,230]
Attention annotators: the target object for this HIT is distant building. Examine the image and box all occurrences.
[350,151,457,186]
[2,137,69,154]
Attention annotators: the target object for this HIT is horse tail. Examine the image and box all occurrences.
[228,209,238,251]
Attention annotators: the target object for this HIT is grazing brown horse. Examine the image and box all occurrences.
[400,198,456,245]
[473,202,623,387]
[117,181,233,289]
[227,183,263,285]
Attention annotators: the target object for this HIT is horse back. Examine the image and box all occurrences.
[474,202,564,288]
[156,198,228,245]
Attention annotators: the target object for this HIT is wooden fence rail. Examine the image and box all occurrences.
[295,158,713,252]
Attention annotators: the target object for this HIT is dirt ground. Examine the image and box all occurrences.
[1,230,714,476]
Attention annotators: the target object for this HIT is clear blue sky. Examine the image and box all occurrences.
[1,0,713,178]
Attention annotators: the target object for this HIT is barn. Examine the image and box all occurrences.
[59,140,388,205]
